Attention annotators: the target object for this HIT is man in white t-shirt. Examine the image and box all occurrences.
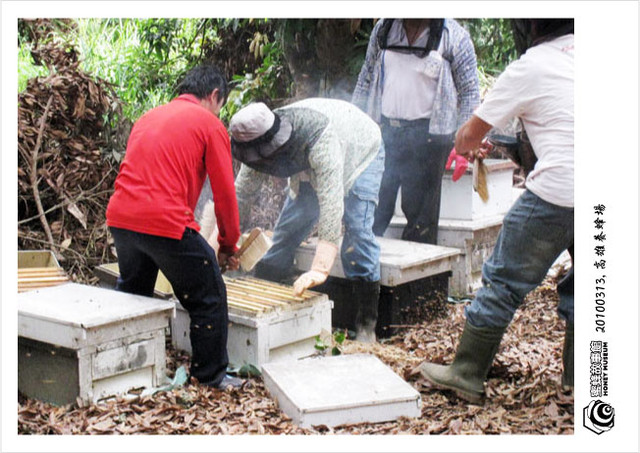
[418,19,575,404]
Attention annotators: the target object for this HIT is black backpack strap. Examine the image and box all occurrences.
[377,19,445,56]
[426,19,444,53]
[377,19,395,49]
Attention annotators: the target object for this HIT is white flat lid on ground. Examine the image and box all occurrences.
[262,353,422,428]
[18,282,176,330]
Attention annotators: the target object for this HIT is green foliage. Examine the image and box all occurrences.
[17,44,48,92]
[223,39,290,121]
[460,19,518,77]
[73,19,205,120]
[314,330,347,356]
[229,363,262,378]
[18,18,517,124]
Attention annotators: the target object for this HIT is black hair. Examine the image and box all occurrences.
[512,19,574,54]
[176,64,228,104]
[530,19,574,46]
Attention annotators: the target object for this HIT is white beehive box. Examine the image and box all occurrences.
[439,158,516,221]
[437,216,505,297]
[171,277,332,368]
[262,353,422,428]
[295,237,459,287]
[18,283,175,405]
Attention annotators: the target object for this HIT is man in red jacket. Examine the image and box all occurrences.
[106,65,242,389]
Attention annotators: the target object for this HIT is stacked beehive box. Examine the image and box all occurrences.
[295,237,459,337]
[18,283,175,405]
[386,159,517,296]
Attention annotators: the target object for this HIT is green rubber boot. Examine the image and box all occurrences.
[418,320,506,404]
[562,323,574,390]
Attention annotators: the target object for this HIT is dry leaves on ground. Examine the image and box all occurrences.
[18,276,573,436]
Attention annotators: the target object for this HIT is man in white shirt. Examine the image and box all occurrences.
[352,19,480,244]
[418,19,575,404]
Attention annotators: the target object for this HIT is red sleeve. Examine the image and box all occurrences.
[205,125,240,255]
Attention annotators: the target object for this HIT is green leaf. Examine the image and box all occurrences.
[237,363,262,377]
[314,335,328,351]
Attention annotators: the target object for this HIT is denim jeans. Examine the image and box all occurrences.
[109,226,229,386]
[255,145,384,283]
[373,117,454,244]
[465,190,574,328]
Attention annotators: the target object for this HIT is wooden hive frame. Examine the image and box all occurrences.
[18,267,69,293]
[224,276,320,316]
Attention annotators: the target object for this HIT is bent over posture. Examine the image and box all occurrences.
[231,98,384,342]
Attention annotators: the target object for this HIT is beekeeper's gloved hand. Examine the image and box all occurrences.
[445,148,469,182]
[293,240,338,296]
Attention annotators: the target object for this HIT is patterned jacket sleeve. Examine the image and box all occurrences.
[351,20,383,112]
[449,23,481,126]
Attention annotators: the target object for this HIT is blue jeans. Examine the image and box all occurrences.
[109,226,229,386]
[373,117,454,244]
[255,145,385,282]
[465,190,574,328]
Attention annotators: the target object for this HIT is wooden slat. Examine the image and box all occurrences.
[226,285,290,303]
[18,266,64,273]
[18,276,69,283]
[18,281,67,292]
[227,294,287,309]
[243,277,318,301]
[226,290,289,309]
[227,296,266,313]
[18,268,66,277]
[227,290,289,308]
[18,266,69,293]
[229,278,308,301]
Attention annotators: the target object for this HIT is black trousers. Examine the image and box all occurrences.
[109,226,229,386]
[372,117,454,244]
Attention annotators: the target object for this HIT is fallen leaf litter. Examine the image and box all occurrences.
[18,276,573,435]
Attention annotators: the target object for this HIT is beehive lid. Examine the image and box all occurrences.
[295,237,459,286]
[18,283,175,347]
[262,353,421,428]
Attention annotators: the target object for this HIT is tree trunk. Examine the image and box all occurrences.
[278,19,363,100]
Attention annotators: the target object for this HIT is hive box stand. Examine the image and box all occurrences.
[262,353,421,428]
[18,283,175,405]
[295,237,459,337]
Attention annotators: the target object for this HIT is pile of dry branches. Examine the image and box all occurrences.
[18,23,127,282]
[18,276,573,436]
